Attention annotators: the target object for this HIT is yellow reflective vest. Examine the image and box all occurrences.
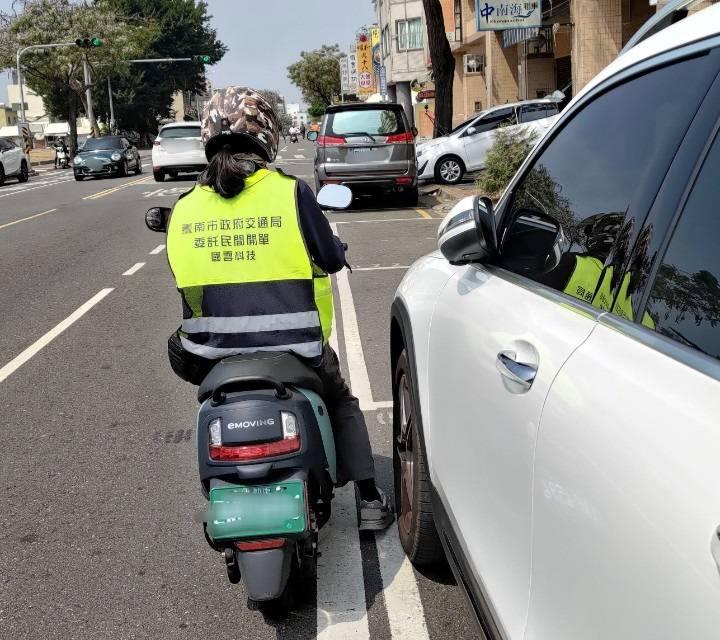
[166,169,334,360]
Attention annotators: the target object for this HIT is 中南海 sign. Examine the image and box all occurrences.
[475,0,542,30]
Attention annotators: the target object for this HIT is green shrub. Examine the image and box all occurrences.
[477,125,539,196]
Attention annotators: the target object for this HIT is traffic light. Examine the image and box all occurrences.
[76,37,102,48]
[192,55,211,63]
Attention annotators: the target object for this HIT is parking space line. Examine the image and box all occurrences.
[0,288,114,384]
[376,526,431,640]
[415,208,432,219]
[317,484,370,639]
[0,208,57,231]
[149,244,166,255]
[122,262,146,276]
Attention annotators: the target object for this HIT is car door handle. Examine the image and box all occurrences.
[496,351,538,391]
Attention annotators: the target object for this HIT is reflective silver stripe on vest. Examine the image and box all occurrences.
[181,311,320,334]
[180,336,323,360]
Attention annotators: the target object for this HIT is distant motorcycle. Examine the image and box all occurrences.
[55,147,69,169]
[290,133,299,144]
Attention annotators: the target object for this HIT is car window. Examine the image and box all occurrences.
[0,139,10,151]
[644,131,720,359]
[519,103,555,123]
[326,109,404,136]
[83,137,123,151]
[468,108,516,135]
[498,54,715,308]
[159,126,201,139]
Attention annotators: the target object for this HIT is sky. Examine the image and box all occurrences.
[1,0,377,109]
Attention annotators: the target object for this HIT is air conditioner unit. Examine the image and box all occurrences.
[464,54,485,74]
[446,31,455,42]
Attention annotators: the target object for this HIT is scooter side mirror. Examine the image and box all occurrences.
[307,131,318,142]
[146,207,171,232]
[317,184,352,210]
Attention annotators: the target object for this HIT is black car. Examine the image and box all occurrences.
[73,136,142,180]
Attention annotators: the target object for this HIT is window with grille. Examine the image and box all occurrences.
[464,54,485,74]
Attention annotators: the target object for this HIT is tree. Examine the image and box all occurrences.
[287,44,342,108]
[0,0,156,153]
[95,0,226,146]
[423,0,455,138]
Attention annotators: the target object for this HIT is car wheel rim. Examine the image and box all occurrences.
[396,373,415,539]
[440,160,460,183]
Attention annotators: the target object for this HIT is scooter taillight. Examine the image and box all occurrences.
[209,435,301,461]
[208,411,301,461]
[234,538,286,551]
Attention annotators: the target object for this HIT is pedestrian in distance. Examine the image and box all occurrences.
[165,86,394,531]
[300,122,306,140]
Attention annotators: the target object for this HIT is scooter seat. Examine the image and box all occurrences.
[198,352,324,402]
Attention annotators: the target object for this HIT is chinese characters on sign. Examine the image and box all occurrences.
[356,29,374,96]
[340,56,351,93]
[348,52,359,94]
[182,216,282,262]
[475,0,541,30]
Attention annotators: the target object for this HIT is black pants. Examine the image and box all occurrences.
[168,334,375,485]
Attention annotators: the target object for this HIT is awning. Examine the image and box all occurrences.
[44,122,70,136]
[0,126,19,138]
[502,27,540,47]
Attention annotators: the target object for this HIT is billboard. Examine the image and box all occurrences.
[348,52,358,94]
[475,0,542,30]
[340,56,351,93]
[356,29,374,96]
[371,26,381,90]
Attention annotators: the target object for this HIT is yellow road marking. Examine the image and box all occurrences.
[0,208,57,231]
[83,175,151,200]
[414,208,432,219]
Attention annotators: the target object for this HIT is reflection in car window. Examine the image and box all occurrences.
[645,132,720,360]
[160,126,201,139]
[470,108,516,134]
[82,137,124,151]
[519,103,555,123]
[327,109,403,136]
[499,55,714,312]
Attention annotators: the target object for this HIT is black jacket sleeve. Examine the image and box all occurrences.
[296,179,346,274]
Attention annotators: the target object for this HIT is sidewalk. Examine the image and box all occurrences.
[419,180,479,215]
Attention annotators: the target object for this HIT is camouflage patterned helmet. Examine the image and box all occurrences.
[200,87,280,162]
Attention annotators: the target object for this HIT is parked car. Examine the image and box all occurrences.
[0,138,29,186]
[152,121,206,182]
[310,102,418,206]
[391,6,720,639]
[73,136,142,180]
[416,99,559,185]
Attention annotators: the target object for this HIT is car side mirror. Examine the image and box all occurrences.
[307,131,318,142]
[438,195,497,264]
[316,184,352,210]
[466,126,477,136]
[411,126,418,137]
[146,207,171,232]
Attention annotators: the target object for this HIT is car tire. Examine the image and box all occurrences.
[393,349,446,567]
[402,187,419,208]
[0,164,5,186]
[434,156,465,185]
[153,169,165,183]
[17,161,29,183]
[75,175,84,181]
[135,158,142,175]
[119,161,128,177]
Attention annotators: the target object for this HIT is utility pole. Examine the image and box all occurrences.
[83,59,96,134]
[107,77,116,134]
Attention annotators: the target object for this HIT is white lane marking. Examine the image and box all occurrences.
[275,156,284,161]
[280,146,288,152]
[0,208,57,231]
[0,288,114,384]
[122,262,146,276]
[352,266,409,272]
[0,176,73,199]
[294,154,304,159]
[296,148,306,151]
[376,526,431,640]
[332,222,390,412]
[336,218,437,224]
[317,484,370,639]
[149,244,166,255]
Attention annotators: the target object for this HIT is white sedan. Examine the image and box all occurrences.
[152,121,207,182]
[416,99,559,185]
[0,137,29,186]
[392,6,720,639]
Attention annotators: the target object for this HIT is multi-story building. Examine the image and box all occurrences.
[374,0,431,126]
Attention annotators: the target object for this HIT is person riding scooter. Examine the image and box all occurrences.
[289,125,299,143]
[165,86,393,531]
[54,137,69,169]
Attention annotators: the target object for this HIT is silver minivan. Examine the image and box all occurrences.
[310,103,418,206]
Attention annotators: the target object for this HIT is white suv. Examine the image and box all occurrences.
[416,99,559,185]
[151,121,206,182]
[0,138,29,186]
[391,6,720,639]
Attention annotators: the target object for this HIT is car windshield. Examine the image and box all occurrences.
[450,113,486,135]
[326,109,404,137]
[82,137,123,151]
[160,126,200,139]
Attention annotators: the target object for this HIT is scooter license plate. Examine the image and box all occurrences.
[206,480,307,541]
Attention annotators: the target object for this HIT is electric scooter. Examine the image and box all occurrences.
[144,184,353,613]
